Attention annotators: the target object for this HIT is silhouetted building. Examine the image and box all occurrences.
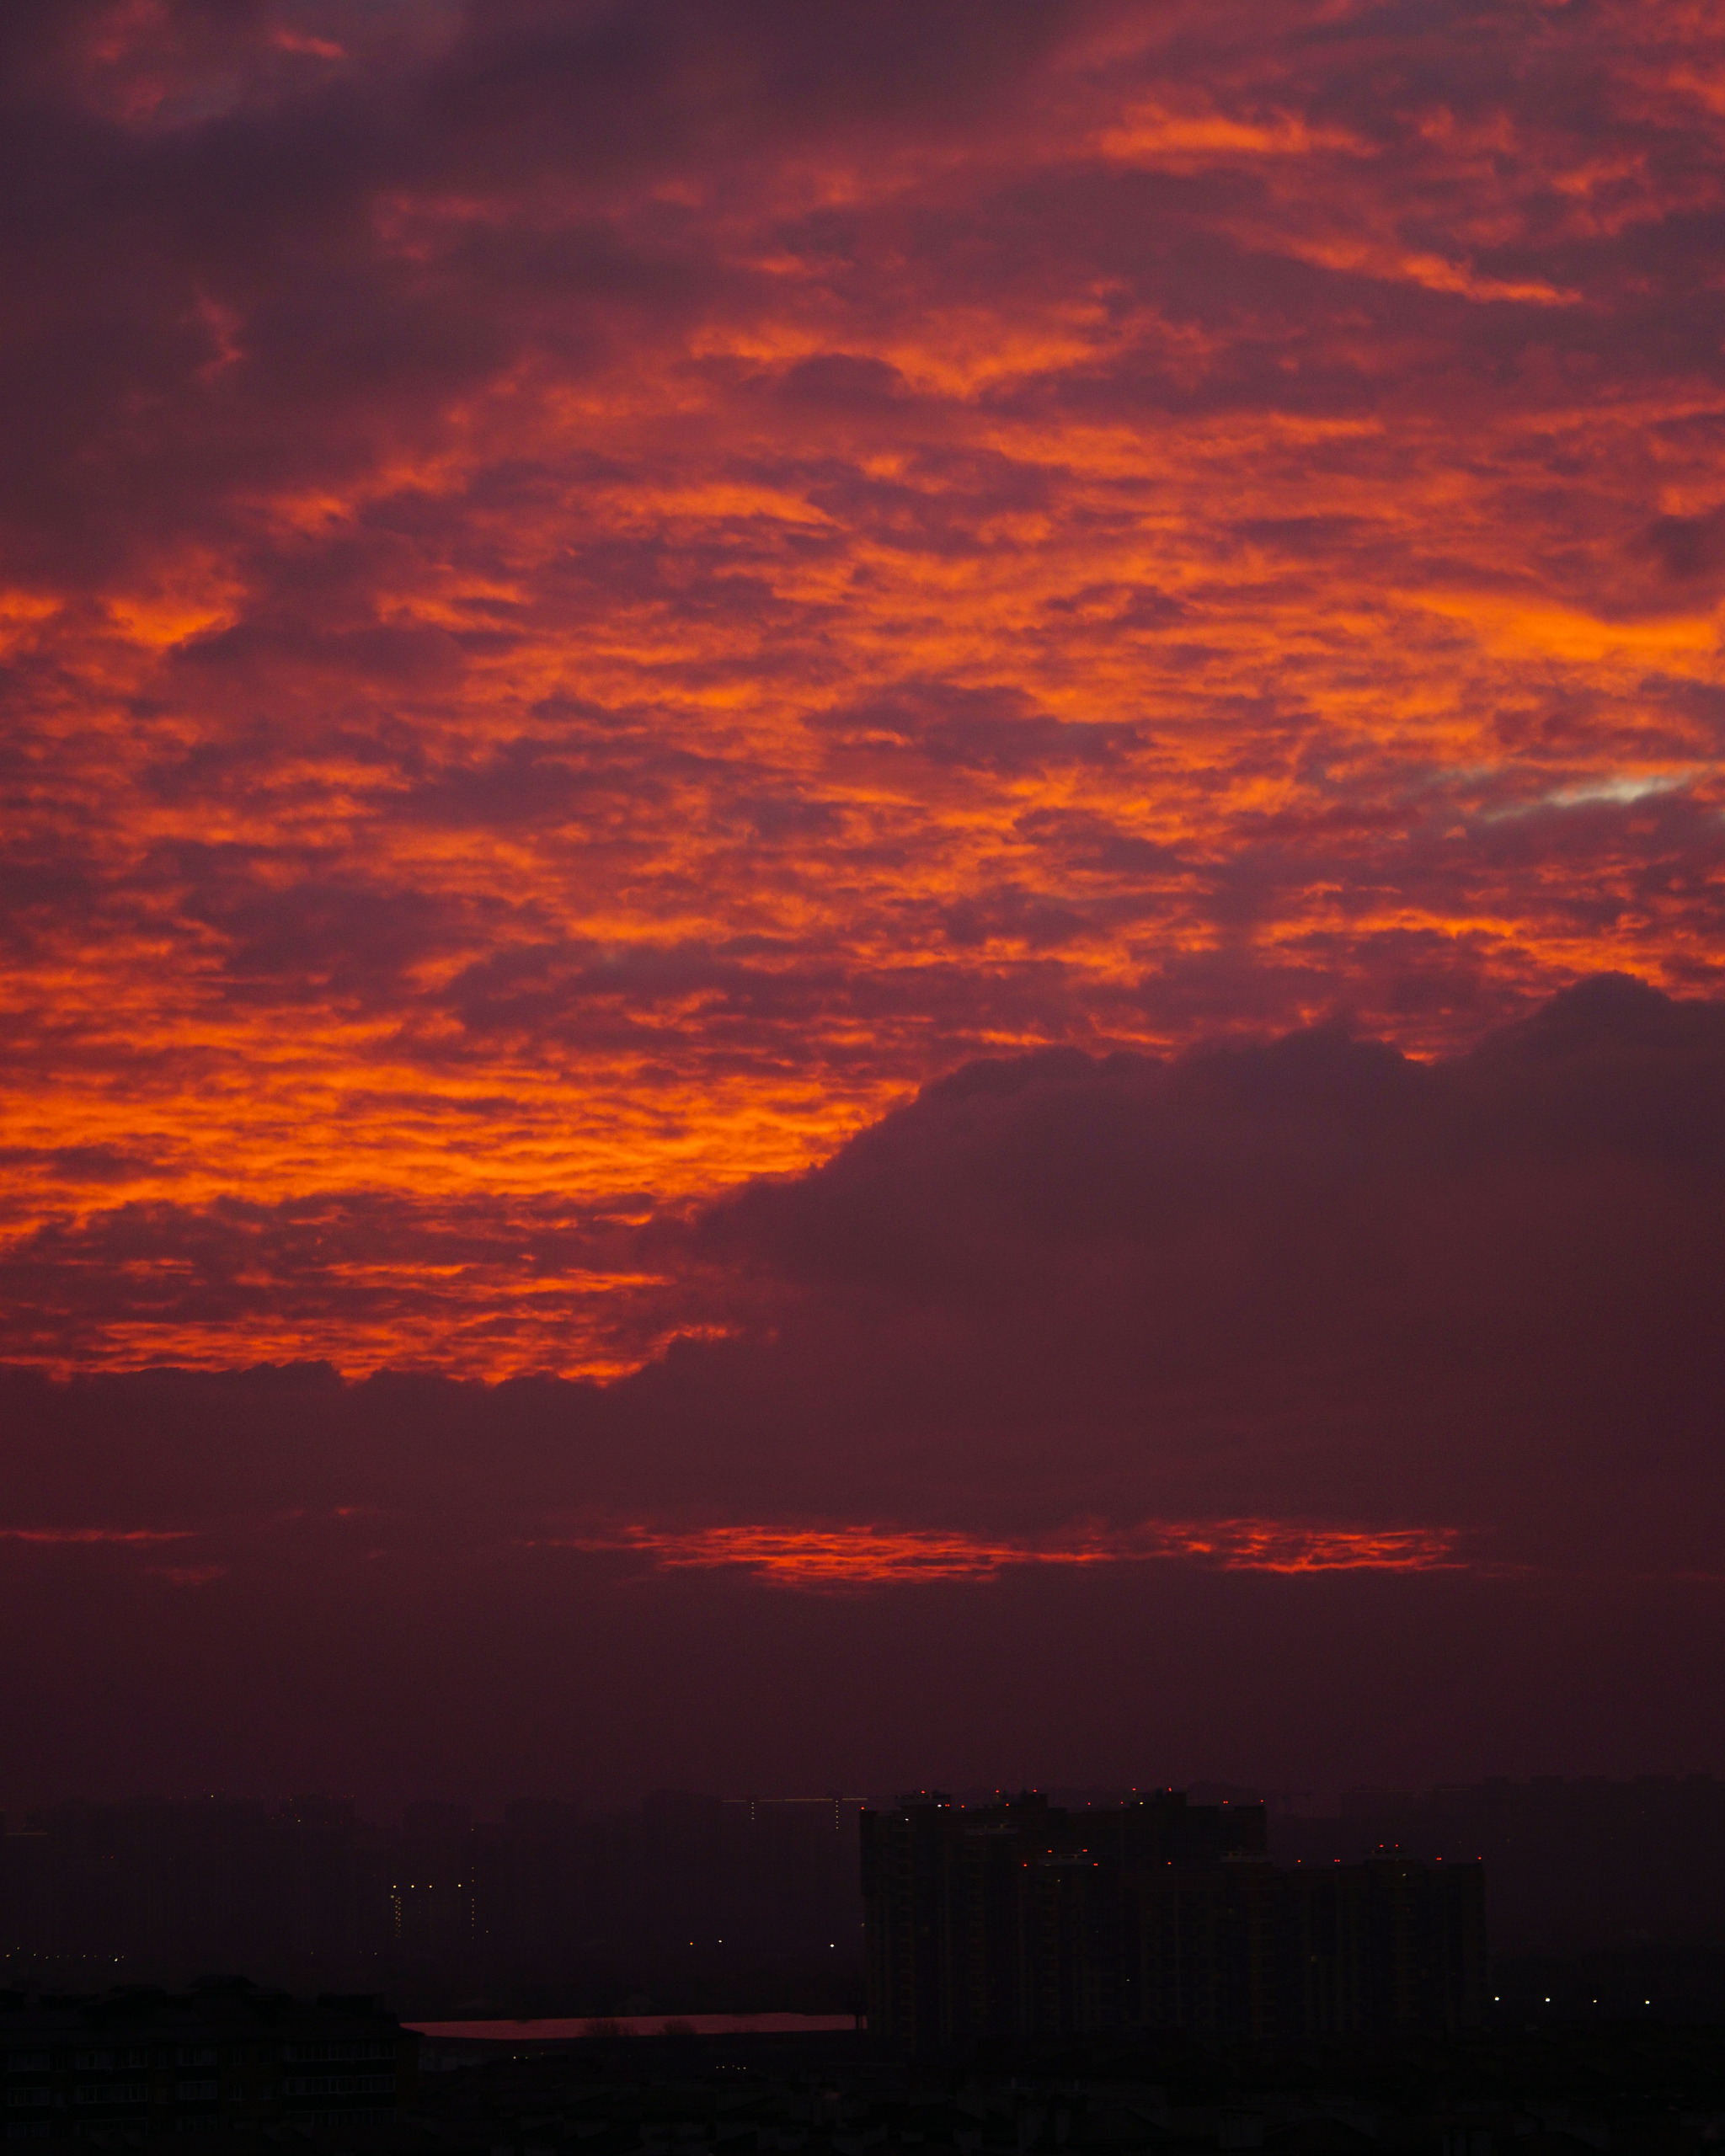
[0,1977,415,2138]
[1273,1774,1725,1956]
[860,1791,1483,2050]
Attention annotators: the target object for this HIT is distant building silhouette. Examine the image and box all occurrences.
[860,1791,1484,2050]
[0,1977,414,2138]
[1272,1774,1725,1955]
[0,1795,867,2006]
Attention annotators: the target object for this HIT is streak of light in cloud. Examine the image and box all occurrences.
[537,1519,1466,1588]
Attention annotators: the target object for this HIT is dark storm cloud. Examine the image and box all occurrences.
[9,978,1724,1560]
[5,978,1724,1796]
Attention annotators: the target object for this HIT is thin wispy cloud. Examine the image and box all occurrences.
[541,1520,1465,1588]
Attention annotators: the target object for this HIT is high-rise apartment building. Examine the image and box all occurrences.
[860,1792,1484,2051]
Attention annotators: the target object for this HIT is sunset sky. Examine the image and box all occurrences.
[4,0,1725,1808]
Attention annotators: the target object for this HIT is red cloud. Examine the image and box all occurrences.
[542,1519,1464,1588]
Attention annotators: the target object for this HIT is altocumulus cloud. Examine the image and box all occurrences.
[7,0,1725,1400]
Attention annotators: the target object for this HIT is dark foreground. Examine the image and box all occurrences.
[286,2022,1725,2156]
[11,2013,1725,2152]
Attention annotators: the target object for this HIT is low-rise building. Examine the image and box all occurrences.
[0,1976,416,2139]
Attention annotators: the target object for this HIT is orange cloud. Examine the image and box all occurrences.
[3,0,1724,1380]
[0,1526,191,1545]
[547,1519,1463,1588]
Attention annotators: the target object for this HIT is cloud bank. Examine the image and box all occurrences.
[5,980,1722,1800]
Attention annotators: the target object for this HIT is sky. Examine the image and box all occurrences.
[3,0,1725,1811]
